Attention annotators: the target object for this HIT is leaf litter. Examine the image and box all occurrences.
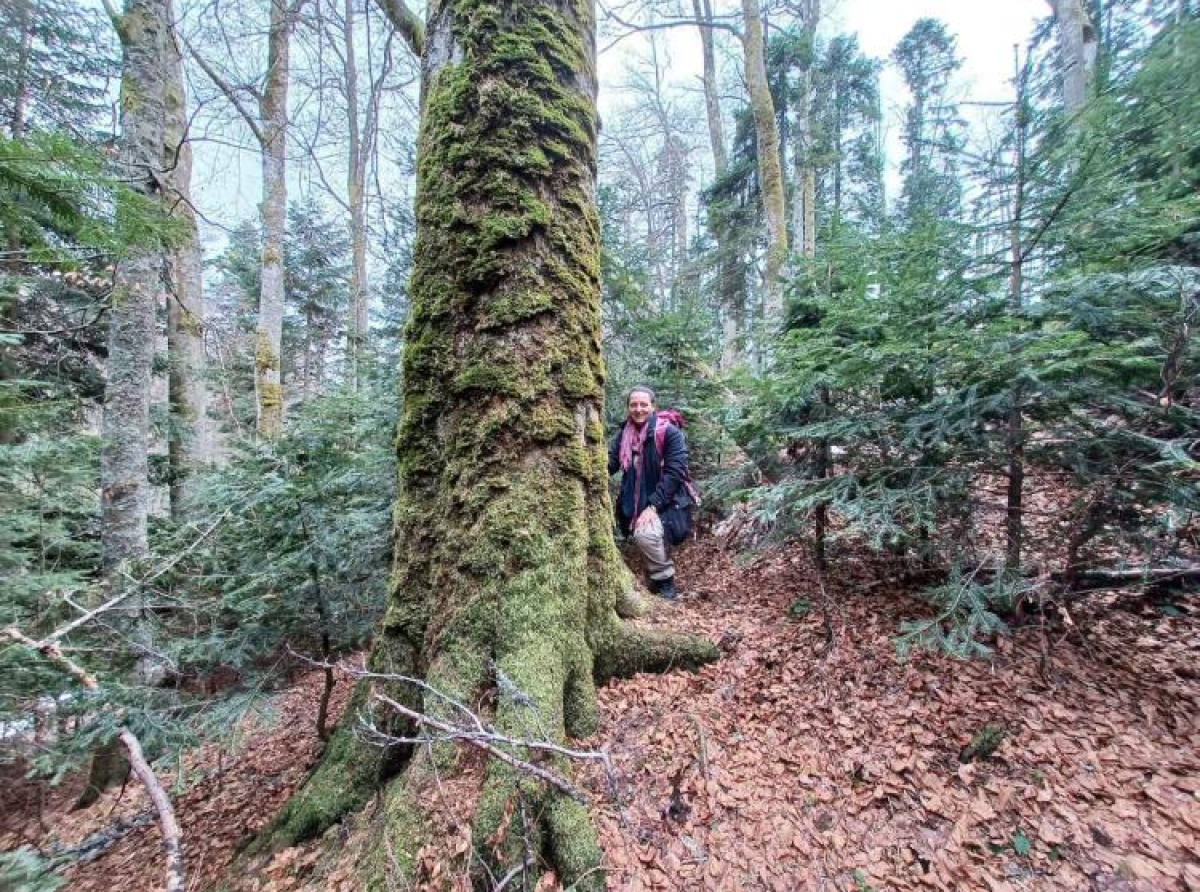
[581,540,1199,892]
[3,535,1198,892]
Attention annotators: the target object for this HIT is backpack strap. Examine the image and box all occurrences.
[654,417,669,462]
[653,420,702,507]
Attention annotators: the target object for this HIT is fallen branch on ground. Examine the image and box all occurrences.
[288,654,619,805]
[3,627,186,892]
[369,692,595,804]
[49,809,155,865]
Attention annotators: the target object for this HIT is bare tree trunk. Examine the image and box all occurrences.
[186,0,305,437]
[792,0,819,260]
[102,0,171,682]
[343,0,369,390]
[254,0,294,438]
[741,0,788,324]
[163,4,208,516]
[694,0,726,177]
[9,0,32,139]
[1005,48,1029,574]
[665,133,689,309]
[692,0,744,369]
[85,0,174,808]
[1046,0,1097,115]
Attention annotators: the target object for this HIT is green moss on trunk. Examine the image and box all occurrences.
[261,1,718,886]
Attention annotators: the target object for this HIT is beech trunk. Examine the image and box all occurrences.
[1046,0,1097,115]
[254,0,293,438]
[741,0,788,324]
[262,3,717,887]
[791,0,819,261]
[164,3,208,515]
[85,0,175,809]
[343,0,370,390]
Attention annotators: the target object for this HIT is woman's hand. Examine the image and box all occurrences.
[634,505,658,532]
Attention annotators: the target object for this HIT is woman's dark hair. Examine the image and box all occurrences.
[627,385,656,404]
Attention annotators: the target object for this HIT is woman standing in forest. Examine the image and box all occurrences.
[609,386,695,600]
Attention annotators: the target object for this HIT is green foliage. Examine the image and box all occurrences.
[160,384,397,677]
[0,847,68,892]
[0,381,396,781]
[738,13,1200,659]
[1011,831,1033,857]
[892,18,965,222]
[0,416,99,622]
[0,133,174,265]
[896,567,1023,661]
[787,598,812,618]
[960,724,1007,763]
[0,388,101,728]
[283,198,351,385]
[0,0,118,137]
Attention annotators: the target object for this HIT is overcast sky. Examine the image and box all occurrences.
[833,0,1045,177]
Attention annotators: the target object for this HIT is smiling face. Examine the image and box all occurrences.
[627,389,654,426]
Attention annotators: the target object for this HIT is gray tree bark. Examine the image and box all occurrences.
[741,0,788,325]
[1046,0,1097,115]
[690,0,745,368]
[185,0,303,437]
[80,0,176,810]
[8,0,31,139]
[694,0,726,178]
[254,0,293,438]
[792,0,820,261]
[343,0,369,390]
[101,0,170,681]
[163,2,209,516]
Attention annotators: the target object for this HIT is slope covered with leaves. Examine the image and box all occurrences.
[3,537,1197,892]
[585,544,1199,892]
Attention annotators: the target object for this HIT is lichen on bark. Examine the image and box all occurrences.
[261,2,718,887]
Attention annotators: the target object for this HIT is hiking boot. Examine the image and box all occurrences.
[655,577,679,601]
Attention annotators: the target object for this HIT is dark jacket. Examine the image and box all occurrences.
[608,413,693,544]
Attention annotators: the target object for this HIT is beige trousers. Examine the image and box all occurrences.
[631,514,675,581]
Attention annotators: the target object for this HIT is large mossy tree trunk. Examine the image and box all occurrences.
[263,1,717,887]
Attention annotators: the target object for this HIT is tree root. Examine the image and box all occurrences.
[248,632,421,853]
[591,621,720,684]
[247,707,384,854]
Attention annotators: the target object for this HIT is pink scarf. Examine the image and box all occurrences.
[618,419,649,472]
[618,419,650,515]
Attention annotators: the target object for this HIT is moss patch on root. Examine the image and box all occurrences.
[247,685,383,854]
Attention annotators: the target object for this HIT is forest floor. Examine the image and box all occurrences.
[2,536,1198,892]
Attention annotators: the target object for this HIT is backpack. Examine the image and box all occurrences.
[654,410,702,508]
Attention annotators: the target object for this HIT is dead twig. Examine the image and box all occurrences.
[491,855,535,892]
[3,628,186,892]
[686,712,710,780]
[48,509,232,648]
[370,693,593,805]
